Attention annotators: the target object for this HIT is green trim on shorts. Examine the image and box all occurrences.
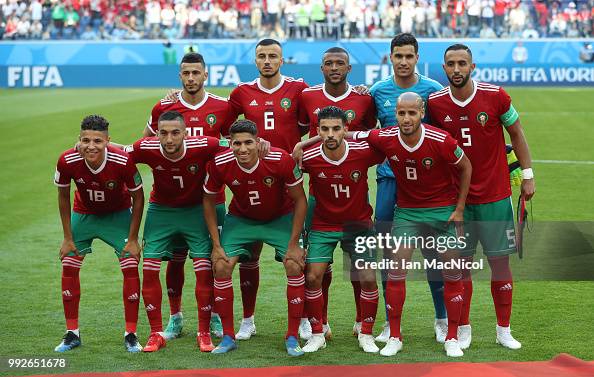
[143,202,211,260]
[221,213,293,263]
[461,197,516,257]
[69,209,132,258]
[169,203,226,255]
[307,229,376,264]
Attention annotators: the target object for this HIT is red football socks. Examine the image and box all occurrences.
[305,288,324,334]
[61,256,83,330]
[239,261,259,319]
[193,258,213,334]
[360,288,379,335]
[166,251,187,315]
[213,278,235,338]
[385,272,406,339]
[489,256,513,327]
[142,258,163,333]
[120,257,140,334]
[286,274,305,338]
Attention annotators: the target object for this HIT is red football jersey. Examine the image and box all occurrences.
[126,136,227,207]
[354,125,465,208]
[204,147,303,221]
[300,84,377,138]
[302,140,384,231]
[147,91,235,138]
[229,76,309,152]
[428,81,513,204]
[54,146,142,215]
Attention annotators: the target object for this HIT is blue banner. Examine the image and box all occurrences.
[3,63,593,88]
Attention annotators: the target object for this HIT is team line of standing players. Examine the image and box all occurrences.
[53,34,536,359]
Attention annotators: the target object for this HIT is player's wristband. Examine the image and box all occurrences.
[521,168,534,180]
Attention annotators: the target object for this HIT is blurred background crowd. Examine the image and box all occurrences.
[1,0,592,40]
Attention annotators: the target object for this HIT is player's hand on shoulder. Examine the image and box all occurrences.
[521,178,535,201]
[59,238,78,260]
[122,239,141,261]
[163,89,181,102]
[352,84,370,96]
[257,137,271,158]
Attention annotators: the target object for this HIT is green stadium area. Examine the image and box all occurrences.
[0,87,593,376]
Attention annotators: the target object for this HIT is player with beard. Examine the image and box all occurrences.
[298,47,377,340]
[369,33,448,344]
[143,53,233,347]
[428,44,535,351]
[353,92,472,357]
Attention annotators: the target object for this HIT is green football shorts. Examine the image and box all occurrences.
[169,203,226,254]
[306,228,377,264]
[69,209,132,258]
[461,197,516,257]
[221,213,294,263]
[143,202,211,260]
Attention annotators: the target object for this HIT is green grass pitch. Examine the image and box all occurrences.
[0,87,593,376]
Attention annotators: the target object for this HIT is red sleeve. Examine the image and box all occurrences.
[297,82,310,127]
[124,139,144,164]
[368,146,386,166]
[203,160,224,194]
[220,103,237,138]
[54,155,71,187]
[442,133,465,165]
[497,87,513,116]
[123,156,143,192]
[282,153,304,187]
[352,128,381,148]
[206,136,231,155]
[228,87,243,116]
[362,96,377,130]
[147,103,161,135]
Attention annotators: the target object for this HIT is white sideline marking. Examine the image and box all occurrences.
[533,159,594,165]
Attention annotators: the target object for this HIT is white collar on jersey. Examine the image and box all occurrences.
[256,75,286,94]
[85,150,108,175]
[178,91,209,110]
[322,83,353,102]
[235,157,260,174]
[319,139,350,166]
[398,124,426,153]
[448,80,478,108]
[159,139,187,162]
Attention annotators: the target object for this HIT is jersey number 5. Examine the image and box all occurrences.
[461,128,472,146]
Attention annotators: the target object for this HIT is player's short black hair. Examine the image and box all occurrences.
[158,110,185,125]
[323,47,350,62]
[80,115,109,132]
[230,119,258,137]
[181,52,206,66]
[444,44,473,60]
[256,38,282,49]
[317,106,347,125]
[390,33,419,54]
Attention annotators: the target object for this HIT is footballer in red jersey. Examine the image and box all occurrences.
[54,115,144,353]
[126,111,229,353]
[354,92,472,358]
[427,44,535,352]
[296,106,384,354]
[300,47,376,138]
[228,39,309,153]
[144,53,231,339]
[145,53,235,138]
[203,120,307,356]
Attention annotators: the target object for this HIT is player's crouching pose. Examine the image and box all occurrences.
[293,106,384,353]
[54,115,145,353]
[353,93,472,357]
[125,111,229,353]
[203,120,308,356]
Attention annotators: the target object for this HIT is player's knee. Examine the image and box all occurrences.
[213,261,233,279]
[359,270,378,290]
[283,258,302,276]
[305,270,323,289]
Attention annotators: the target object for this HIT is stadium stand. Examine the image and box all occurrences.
[0,0,592,40]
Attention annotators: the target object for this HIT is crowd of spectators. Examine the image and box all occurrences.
[1,0,592,40]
